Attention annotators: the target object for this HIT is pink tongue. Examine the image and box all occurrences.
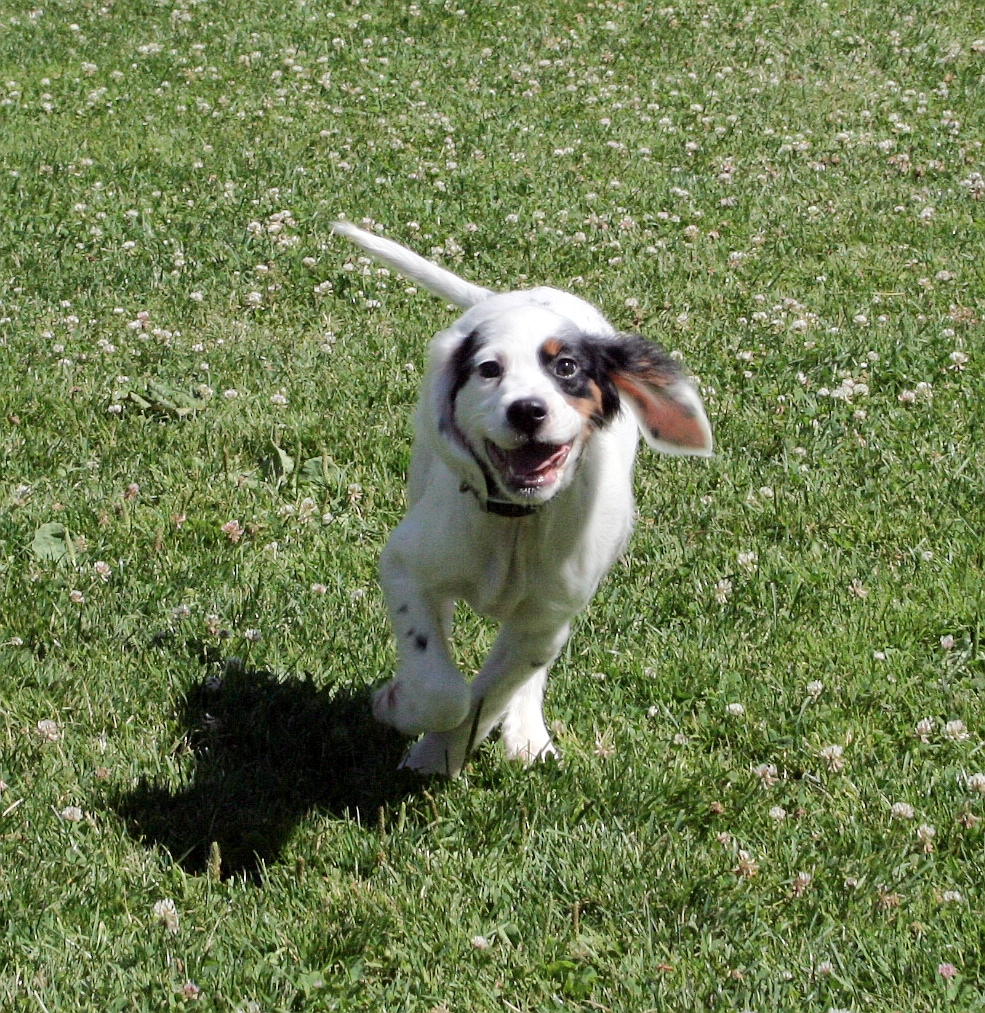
[509,444,563,477]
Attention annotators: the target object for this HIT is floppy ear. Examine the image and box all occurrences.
[417,326,492,497]
[603,334,714,457]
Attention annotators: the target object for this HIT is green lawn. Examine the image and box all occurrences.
[1,0,984,1009]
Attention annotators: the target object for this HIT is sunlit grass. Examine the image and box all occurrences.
[1,0,984,1009]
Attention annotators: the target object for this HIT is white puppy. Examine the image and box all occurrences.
[333,222,713,776]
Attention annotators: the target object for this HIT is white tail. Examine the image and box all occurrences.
[332,221,493,309]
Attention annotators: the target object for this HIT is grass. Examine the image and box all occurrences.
[1,0,984,1009]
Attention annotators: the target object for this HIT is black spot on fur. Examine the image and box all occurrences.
[396,604,409,615]
[531,660,544,668]
[414,634,428,652]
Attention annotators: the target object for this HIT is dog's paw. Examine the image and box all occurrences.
[372,677,470,736]
[502,729,558,766]
[399,732,461,777]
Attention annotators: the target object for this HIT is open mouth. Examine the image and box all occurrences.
[486,440,572,492]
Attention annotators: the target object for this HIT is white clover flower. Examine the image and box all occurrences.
[891,801,915,819]
[768,806,787,821]
[726,702,745,717]
[37,719,60,741]
[752,762,779,787]
[61,806,84,822]
[733,850,759,878]
[154,898,180,933]
[915,717,935,742]
[820,744,845,771]
[806,680,824,699]
[944,719,969,743]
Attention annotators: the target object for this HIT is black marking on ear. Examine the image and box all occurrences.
[439,329,484,449]
[397,603,409,614]
[446,330,482,407]
[598,333,685,387]
[414,634,428,652]
[582,332,689,426]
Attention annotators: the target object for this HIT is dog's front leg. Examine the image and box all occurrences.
[402,619,570,776]
[373,541,470,736]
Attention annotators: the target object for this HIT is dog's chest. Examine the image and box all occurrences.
[463,506,627,621]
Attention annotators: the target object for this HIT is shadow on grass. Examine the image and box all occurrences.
[113,665,419,879]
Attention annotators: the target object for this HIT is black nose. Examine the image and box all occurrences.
[506,397,548,435]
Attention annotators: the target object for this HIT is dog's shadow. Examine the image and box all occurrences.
[113,665,419,878]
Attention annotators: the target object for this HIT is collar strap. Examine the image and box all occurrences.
[485,498,540,517]
[459,480,540,517]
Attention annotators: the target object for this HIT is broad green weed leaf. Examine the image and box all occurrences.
[298,456,343,487]
[30,522,74,564]
[259,444,295,485]
[120,379,208,417]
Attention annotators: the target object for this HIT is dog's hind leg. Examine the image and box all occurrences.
[499,667,557,764]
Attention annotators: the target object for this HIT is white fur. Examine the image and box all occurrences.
[335,224,713,776]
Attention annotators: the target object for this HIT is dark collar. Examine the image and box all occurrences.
[459,479,541,518]
[484,497,540,517]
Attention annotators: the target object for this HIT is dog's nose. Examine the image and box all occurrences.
[506,397,548,435]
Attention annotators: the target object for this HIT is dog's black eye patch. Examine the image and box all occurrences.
[539,337,621,425]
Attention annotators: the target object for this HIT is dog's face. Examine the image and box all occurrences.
[430,301,713,507]
[446,306,606,503]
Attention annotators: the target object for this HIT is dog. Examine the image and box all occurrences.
[333,221,713,776]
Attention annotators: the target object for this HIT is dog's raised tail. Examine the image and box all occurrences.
[332,221,493,309]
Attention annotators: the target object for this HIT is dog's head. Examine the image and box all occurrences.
[422,292,713,509]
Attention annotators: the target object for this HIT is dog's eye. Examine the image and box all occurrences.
[554,357,579,378]
[476,360,502,379]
